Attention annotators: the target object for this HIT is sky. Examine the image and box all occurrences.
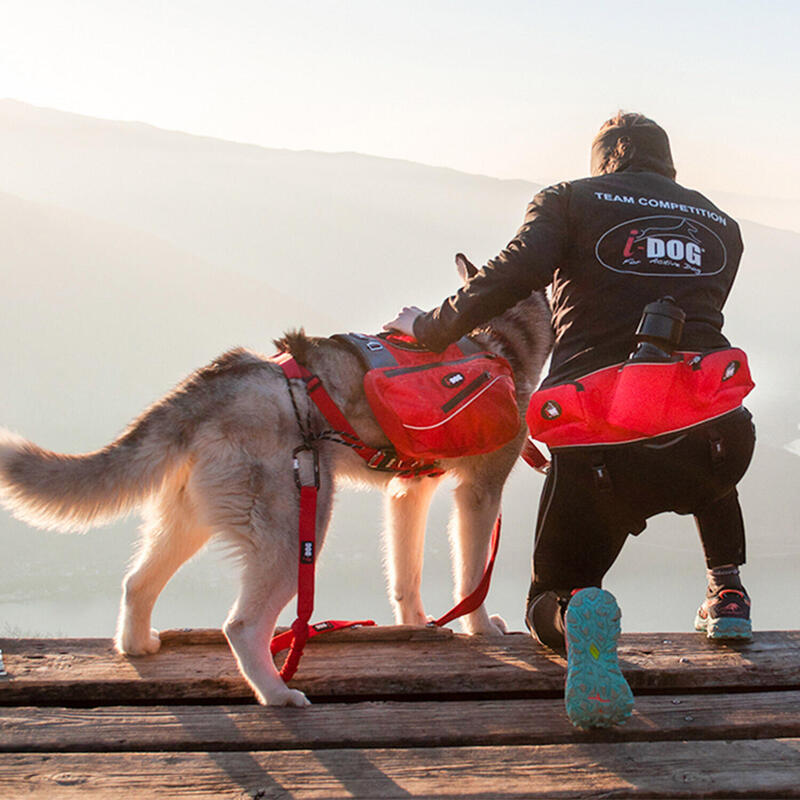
[2,0,799,201]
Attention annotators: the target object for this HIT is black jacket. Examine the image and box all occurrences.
[413,170,743,387]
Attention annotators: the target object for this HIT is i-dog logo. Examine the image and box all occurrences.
[596,215,727,277]
[541,400,562,420]
[442,372,465,388]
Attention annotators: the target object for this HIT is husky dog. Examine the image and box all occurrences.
[0,254,552,706]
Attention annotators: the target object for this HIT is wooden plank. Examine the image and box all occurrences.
[2,739,800,798]
[157,626,454,645]
[1,628,798,705]
[1,691,800,752]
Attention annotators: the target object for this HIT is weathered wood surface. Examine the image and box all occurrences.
[2,690,800,752]
[2,627,798,705]
[3,739,800,798]
[2,629,800,799]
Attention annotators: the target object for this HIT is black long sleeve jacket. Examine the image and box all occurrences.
[413,169,743,387]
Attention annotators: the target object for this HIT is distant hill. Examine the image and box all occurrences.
[0,99,538,333]
[0,189,333,448]
[1,100,798,637]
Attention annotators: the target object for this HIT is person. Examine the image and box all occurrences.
[384,112,755,729]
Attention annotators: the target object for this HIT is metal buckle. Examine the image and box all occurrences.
[366,451,388,470]
[293,445,320,489]
[366,451,399,471]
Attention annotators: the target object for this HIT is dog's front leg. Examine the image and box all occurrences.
[384,475,440,625]
[451,481,507,637]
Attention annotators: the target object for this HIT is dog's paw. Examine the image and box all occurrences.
[463,615,508,638]
[489,614,509,634]
[116,627,162,656]
[261,688,311,708]
[284,689,312,708]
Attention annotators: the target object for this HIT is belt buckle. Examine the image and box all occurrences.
[293,445,320,488]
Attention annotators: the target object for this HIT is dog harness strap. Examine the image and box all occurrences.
[271,353,380,681]
[272,350,306,379]
[272,351,503,679]
[273,353,443,477]
[431,514,502,628]
[305,375,438,474]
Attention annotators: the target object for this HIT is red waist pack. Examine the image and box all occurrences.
[527,348,754,449]
[335,333,520,460]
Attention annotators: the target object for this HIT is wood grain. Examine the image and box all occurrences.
[3,739,800,798]
[1,629,798,705]
[1,691,799,752]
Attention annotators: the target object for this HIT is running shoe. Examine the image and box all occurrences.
[694,587,752,640]
[564,587,634,729]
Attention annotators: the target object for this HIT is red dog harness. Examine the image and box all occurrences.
[334,332,519,460]
[269,351,501,681]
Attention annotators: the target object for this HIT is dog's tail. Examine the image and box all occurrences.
[0,402,187,533]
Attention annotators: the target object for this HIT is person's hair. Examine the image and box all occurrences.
[591,111,676,179]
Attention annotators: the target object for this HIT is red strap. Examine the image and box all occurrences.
[521,437,551,474]
[270,352,499,682]
[274,484,316,680]
[273,352,443,477]
[272,350,307,379]
[270,456,377,681]
[270,619,376,657]
[431,515,502,628]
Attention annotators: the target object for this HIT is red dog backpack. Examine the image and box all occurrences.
[334,333,520,460]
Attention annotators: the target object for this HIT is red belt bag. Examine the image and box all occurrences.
[527,348,754,448]
[336,333,520,461]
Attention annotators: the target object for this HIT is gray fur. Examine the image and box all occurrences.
[0,269,552,706]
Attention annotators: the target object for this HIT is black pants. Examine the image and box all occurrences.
[526,407,755,652]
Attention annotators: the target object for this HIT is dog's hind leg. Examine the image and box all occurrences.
[223,546,312,707]
[222,464,334,707]
[450,479,506,637]
[116,475,212,656]
[384,475,441,625]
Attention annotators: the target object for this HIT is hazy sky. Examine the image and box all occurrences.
[2,1,799,199]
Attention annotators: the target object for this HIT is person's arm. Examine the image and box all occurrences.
[406,183,569,351]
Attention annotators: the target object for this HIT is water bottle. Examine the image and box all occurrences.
[628,296,686,363]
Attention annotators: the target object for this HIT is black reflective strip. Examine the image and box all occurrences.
[382,353,494,378]
[441,371,490,413]
[332,333,400,369]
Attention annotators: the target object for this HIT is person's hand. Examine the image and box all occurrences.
[383,306,424,338]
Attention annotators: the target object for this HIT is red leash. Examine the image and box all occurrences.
[429,514,501,627]
[270,352,502,681]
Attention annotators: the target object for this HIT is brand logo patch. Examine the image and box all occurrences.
[442,372,465,388]
[301,541,314,564]
[541,400,562,420]
[596,215,727,277]
[722,360,740,382]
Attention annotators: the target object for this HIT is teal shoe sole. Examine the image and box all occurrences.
[564,588,634,729]
[694,613,752,640]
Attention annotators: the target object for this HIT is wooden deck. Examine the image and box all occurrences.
[1,626,799,798]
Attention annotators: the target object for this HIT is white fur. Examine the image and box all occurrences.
[0,263,552,706]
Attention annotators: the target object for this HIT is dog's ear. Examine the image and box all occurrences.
[455,252,479,282]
